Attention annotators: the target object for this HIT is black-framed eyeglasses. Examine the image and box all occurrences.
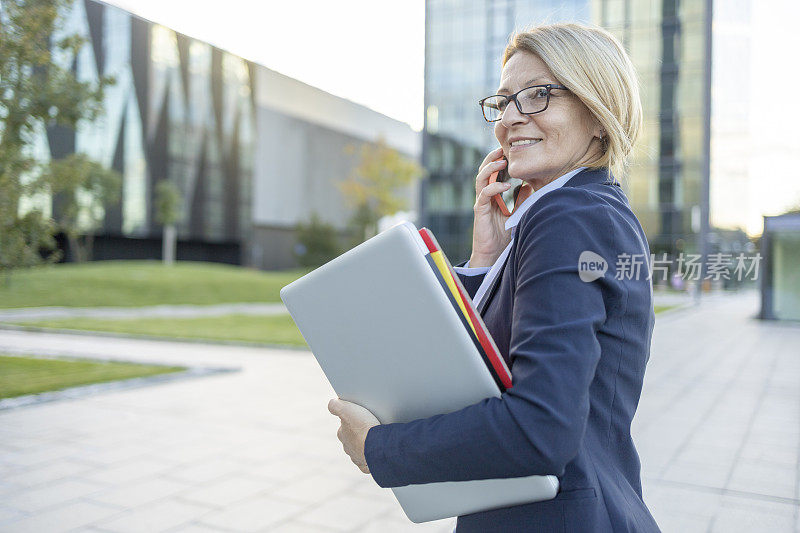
[478,84,569,122]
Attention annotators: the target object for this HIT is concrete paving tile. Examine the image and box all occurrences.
[746,430,800,448]
[371,505,456,532]
[1,458,93,488]
[89,477,191,508]
[0,480,23,499]
[710,506,795,532]
[177,475,275,508]
[0,444,78,469]
[356,517,456,533]
[163,523,230,533]
[660,461,730,489]
[267,472,360,505]
[727,459,797,500]
[644,483,721,519]
[2,478,107,513]
[0,506,27,527]
[1,500,123,533]
[268,523,340,532]
[162,457,245,484]
[83,457,176,485]
[739,441,798,467]
[298,494,394,531]
[198,495,306,532]
[155,442,230,465]
[719,493,798,519]
[650,509,714,531]
[673,444,740,469]
[245,454,326,483]
[68,442,153,466]
[94,498,214,533]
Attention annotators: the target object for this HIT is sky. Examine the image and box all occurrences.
[103,0,426,131]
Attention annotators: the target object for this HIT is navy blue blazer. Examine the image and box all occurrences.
[364,167,661,532]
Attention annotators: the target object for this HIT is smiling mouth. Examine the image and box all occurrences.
[509,139,542,150]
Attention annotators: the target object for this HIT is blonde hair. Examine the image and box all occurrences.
[502,23,643,181]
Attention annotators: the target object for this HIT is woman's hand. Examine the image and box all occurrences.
[470,146,513,268]
[328,398,380,474]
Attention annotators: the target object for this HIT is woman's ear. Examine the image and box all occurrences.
[592,117,605,140]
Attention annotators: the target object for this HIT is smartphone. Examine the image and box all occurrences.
[488,155,529,216]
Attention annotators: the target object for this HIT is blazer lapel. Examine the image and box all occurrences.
[477,249,511,316]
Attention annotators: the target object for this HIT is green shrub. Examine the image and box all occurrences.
[294,214,341,268]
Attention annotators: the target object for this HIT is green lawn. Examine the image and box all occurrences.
[11,306,676,347]
[0,354,185,399]
[0,261,308,309]
[13,314,308,347]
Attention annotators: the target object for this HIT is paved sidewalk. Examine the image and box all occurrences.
[0,289,797,532]
[0,303,288,323]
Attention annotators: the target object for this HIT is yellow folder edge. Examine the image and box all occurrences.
[430,250,479,337]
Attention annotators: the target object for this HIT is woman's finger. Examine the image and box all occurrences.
[475,158,508,195]
[478,146,504,172]
[327,398,341,416]
[476,181,512,210]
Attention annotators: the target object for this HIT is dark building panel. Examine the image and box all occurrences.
[105,111,126,232]
[130,16,150,133]
[176,33,192,104]
[84,0,105,75]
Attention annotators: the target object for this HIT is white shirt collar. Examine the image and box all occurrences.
[504,167,587,231]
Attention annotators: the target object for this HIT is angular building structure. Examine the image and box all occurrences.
[30,0,419,268]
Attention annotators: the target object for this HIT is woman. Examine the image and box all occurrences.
[329,23,661,532]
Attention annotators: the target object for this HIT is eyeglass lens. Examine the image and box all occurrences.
[482,86,549,121]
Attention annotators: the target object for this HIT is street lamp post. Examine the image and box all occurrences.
[698,0,713,303]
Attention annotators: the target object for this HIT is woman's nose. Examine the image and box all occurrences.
[500,99,528,127]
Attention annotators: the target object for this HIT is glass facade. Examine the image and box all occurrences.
[34,0,256,258]
[423,0,591,258]
[422,0,710,260]
[597,0,709,255]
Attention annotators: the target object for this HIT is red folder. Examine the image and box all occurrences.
[418,228,512,391]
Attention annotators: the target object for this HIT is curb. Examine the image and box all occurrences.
[0,323,311,352]
[0,363,238,411]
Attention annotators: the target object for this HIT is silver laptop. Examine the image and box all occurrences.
[280,222,558,522]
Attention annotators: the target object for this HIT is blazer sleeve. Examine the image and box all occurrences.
[364,188,615,487]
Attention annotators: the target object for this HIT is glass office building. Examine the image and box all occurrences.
[422,0,591,257]
[34,0,256,263]
[421,0,712,260]
[20,0,420,268]
[596,0,709,256]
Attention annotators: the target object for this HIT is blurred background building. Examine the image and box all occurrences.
[32,0,420,269]
[760,212,800,321]
[24,0,800,273]
[420,0,797,263]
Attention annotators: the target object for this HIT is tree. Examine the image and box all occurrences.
[338,136,424,244]
[154,180,182,266]
[293,213,341,268]
[41,153,121,263]
[782,200,800,216]
[0,0,114,277]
